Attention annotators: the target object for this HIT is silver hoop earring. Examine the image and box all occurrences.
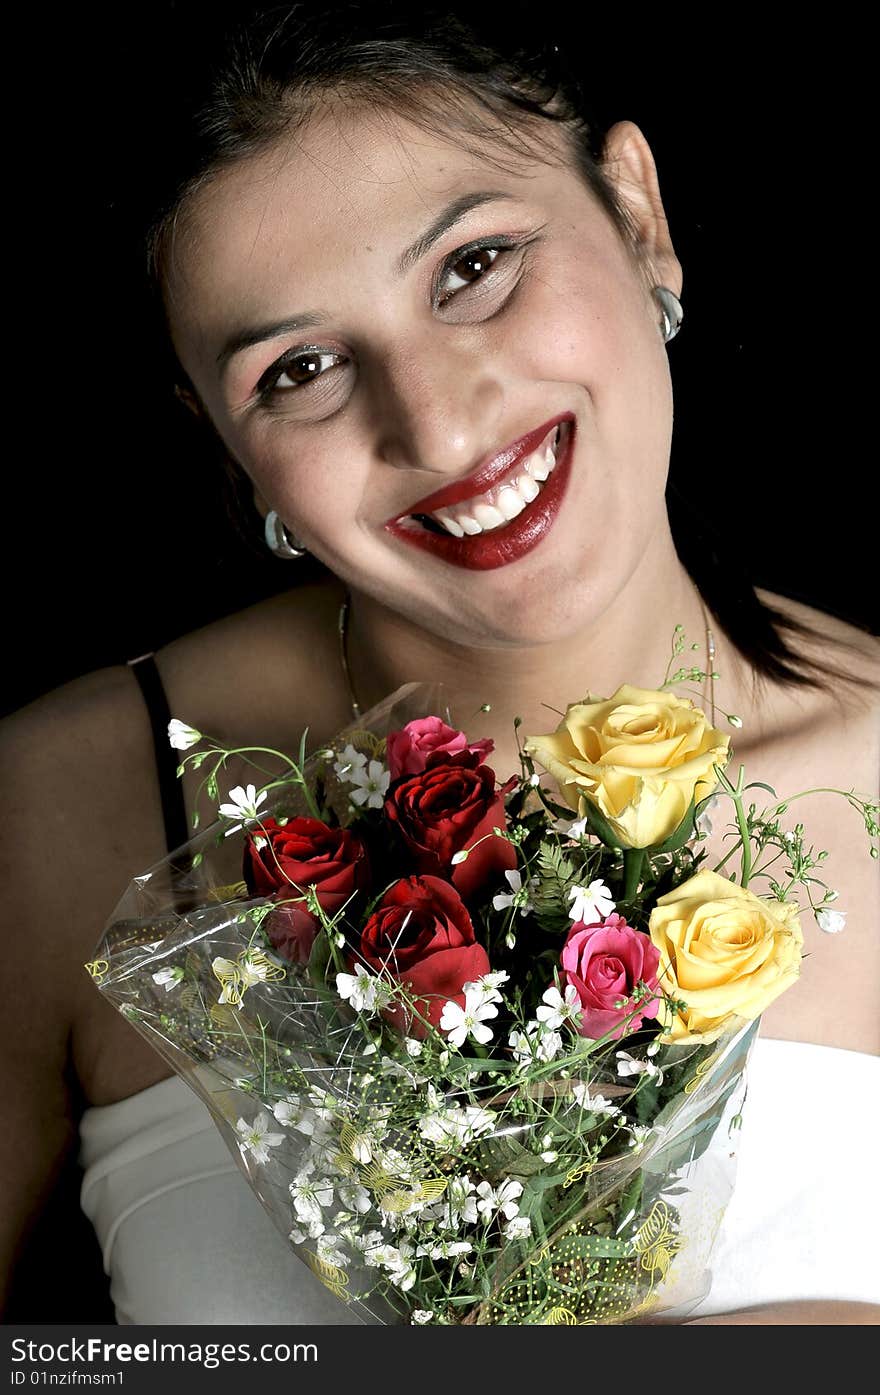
[264,509,308,559]
[653,285,684,343]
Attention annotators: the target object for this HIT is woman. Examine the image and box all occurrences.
[2,3,877,1325]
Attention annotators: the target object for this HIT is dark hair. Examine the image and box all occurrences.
[124,1,873,702]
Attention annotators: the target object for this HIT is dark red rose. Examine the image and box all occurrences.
[383,749,517,898]
[386,715,495,781]
[243,815,369,911]
[263,903,320,966]
[357,875,490,1036]
[243,816,370,963]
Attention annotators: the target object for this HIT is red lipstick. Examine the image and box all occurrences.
[385,414,575,571]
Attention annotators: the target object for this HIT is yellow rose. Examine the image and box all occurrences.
[648,869,803,1043]
[523,685,730,849]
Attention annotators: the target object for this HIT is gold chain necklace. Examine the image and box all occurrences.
[338,591,718,727]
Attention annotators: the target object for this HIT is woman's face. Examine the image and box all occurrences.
[165,102,682,649]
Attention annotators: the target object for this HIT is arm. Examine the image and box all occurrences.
[0,666,174,1315]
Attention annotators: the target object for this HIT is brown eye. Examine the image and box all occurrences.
[437,245,504,305]
[260,349,346,397]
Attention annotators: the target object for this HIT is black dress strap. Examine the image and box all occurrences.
[127,652,191,856]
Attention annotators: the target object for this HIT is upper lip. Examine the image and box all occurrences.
[387,412,574,520]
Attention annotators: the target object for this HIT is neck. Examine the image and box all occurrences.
[343,525,745,750]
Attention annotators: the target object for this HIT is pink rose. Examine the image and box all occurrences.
[386,716,494,782]
[561,913,662,1041]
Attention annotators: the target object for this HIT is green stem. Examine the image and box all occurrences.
[623,849,646,902]
[717,768,752,888]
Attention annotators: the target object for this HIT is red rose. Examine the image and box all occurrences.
[262,903,320,966]
[561,914,662,1041]
[384,749,517,898]
[386,715,494,781]
[357,875,490,1036]
[242,817,370,963]
[243,815,369,909]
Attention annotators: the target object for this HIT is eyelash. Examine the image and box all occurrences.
[255,234,533,402]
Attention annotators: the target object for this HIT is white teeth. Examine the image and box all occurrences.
[528,451,551,482]
[422,421,566,536]
[496,486,527,521]
[432,508,464,538]
[472,501,506,530]
[517,472,541,502]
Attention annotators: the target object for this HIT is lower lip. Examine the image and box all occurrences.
[385,420,575,571]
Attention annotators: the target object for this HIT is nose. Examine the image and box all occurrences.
[370,331,505,480]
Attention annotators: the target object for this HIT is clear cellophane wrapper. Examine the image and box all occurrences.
[87,682,758,1326]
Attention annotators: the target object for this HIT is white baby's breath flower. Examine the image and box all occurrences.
[616,1050,663,1084]
[816,907,846,935]
[289,1174,335,1228]
[555,814,590,840]
[151,965,184,992]
[628,1124,651,1151]
[315,1233,349,1269]
[336,963,384,1013]
[508,1028,533,1064]
[492,870,533,915]
[273,1096,324,1139]
[568,879,615,925]
[167,718,201,751]
[570,1081,615,1113]
[333,744,368,782]
[337,1179,372,1215]
[235,1112,285,1165]
[534,1027,563,1062]
[404,1037,424,1057]
[476,1178,523,1223]
[423,1173,478,1230]
[417,1239,474,1261]
[349,759,391,809]
[463,970,510,1005]
[536,983,582,1030]
[419,1102,496,1148]
[411,1311,435,1325]
[504,1215,532,1241]
[218,784,268,835]
[439,987,498,1047]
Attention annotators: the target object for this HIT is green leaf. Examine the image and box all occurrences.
[307,926,334,987]
[579,798,629,852]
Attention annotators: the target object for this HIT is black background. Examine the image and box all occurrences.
[4,8,878,722]
[3,4,876,1322]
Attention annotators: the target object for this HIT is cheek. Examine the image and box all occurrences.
[517,239,673,491]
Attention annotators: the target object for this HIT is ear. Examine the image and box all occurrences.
[600,120,682,298]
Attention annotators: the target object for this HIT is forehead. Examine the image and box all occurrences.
[162,101,568,339]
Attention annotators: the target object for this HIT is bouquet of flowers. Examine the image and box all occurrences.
[86,649,877,1325]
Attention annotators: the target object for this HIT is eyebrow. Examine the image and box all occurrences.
[215,190,524,376]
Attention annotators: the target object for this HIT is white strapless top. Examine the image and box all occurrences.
[78,1037,880,1325]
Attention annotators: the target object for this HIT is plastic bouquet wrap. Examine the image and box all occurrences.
[87,662,875,1325]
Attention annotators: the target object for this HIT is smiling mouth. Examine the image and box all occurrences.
[404,422,565,538]
[385,415,575,571]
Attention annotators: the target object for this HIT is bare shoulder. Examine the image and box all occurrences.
[154,574,350,750]
[739,592,879,1049]
[0,575,349,1107]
